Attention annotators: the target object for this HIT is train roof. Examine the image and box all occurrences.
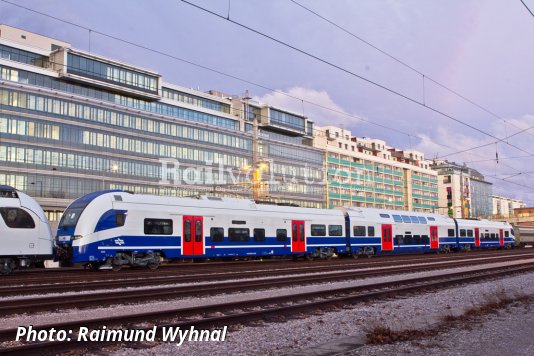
[340,206,453,223]
[90,191,344,218]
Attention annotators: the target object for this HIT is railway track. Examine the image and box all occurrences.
[9,249,531,284]
[4,249,533,290]
[1,261,533,355]
[1,255,534,315]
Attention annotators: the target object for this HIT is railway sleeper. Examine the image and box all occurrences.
[99,252,162,271]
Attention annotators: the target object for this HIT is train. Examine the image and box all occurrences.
[515,225,534,247]
[54,190,516,270]
[0,185,54,274]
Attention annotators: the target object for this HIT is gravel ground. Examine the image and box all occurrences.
[112,271,534,356]
[3,258,533,330]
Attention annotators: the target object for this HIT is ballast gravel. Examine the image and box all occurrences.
[2,258,533,330]
[111,271,534,356]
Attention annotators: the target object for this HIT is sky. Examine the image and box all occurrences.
[1,0,533,205]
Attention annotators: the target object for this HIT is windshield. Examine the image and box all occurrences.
[58,201,90,228]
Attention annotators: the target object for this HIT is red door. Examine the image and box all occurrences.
[499,229,504,247]
[430,226,439,249]
[381,224,393,251]
[182,216,204,256]
[291,220,306,253]
[475,228,480,247]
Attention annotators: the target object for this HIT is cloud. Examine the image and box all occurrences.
[255,86,365,127]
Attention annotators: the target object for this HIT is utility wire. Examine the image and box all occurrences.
[180,0,534,159]
[1,0,532,190]
[289,0,534,142]
[521,0,534,17]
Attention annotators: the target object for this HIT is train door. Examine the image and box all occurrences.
[429,226,439,249]
[182,216,204,255]
[474,228,480,247]
[381,224,393,251]
[291,220,305,253]
[499,229,504,247]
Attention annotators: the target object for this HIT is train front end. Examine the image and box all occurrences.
[55,190,122,266]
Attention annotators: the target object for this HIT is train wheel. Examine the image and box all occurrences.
[147,261,160,270]
[305,253,314,261]
[0,259,15,275]
[111,263,122,271]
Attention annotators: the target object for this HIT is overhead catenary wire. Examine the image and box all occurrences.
[180,0,534,160]
[289,0,534,142]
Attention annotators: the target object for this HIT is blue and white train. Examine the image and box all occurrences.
[0,185,54,274]
[54,190,515,270]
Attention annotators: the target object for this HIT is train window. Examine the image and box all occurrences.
[229,228,250,242]
[505,231,510,237]
[467,230,473,237]
[292,224,297,241]
[422,235,429,244]
[195,220,202,242]
[401,215,411,223]
[392,215,403,223]
[210,227,224,242]
[379,214,390,219]
[253,228,266,242]
[184,220,191,242]
[0,190,18,198]
[418,217,427,224]
[353,226,366,236]
[427,217,435,221]
[368,226,375,236]
[0,208,35,229]
[329,225,343,236]
[404,235,413,245]
[460,229,466,237]
[491,233,497,239]
[144,219,173,235]
[413,235,421,244]
[311,224,326,236]
[115,212,126,227]
[395,235,404,245]
[276,229,288,242]
[447,229,455,237]
[485,233,490,239]
[410,216,419,224]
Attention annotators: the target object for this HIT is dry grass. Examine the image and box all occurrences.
[365,286,532,345]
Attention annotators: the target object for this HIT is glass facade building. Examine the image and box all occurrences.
[0,25,325,227]
[315,126,438,212]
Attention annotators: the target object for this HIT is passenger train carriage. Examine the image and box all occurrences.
[0,185,54,274]
[54,190,515,270]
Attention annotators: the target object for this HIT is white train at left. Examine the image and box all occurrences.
[0,185,54,274]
